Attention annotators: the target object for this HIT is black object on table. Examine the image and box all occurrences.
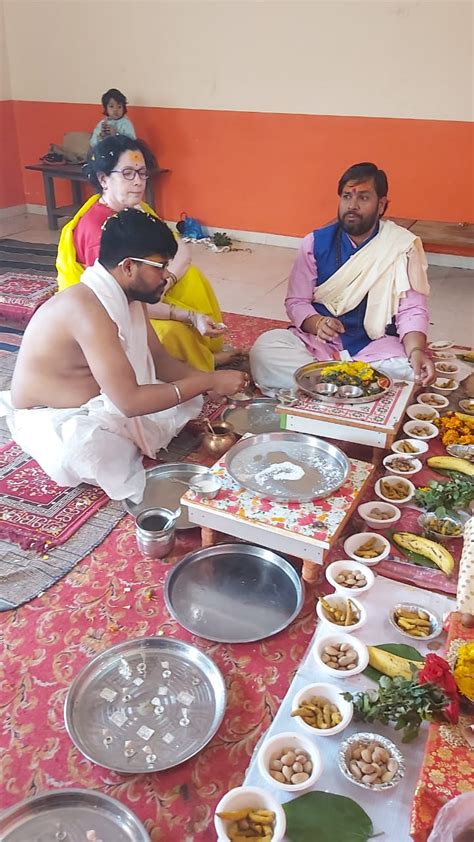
[25,163,170,231]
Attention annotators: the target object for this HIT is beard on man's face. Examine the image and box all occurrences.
[338,207,380,237]
[130,283,166,305]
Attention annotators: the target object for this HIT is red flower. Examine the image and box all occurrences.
[419,653,460,723]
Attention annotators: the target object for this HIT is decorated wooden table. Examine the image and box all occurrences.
[181,453,374,584]
[277,381,414,459]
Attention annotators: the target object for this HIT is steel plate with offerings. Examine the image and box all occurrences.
[225,431,349,501]
[123,463,209,529]
[165,543,304,642]
[64,636,226,773]
[0,789,149,842]
[222,397,281,436]
[294,359,392,403]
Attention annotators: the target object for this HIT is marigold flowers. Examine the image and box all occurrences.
[454,642,474,702]
[435,412,474,447]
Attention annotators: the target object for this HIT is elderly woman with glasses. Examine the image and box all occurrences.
[56,135,234,370]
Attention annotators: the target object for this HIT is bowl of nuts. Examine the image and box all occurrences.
[316,594,366,632]
[291,683,353,737]
[417,392,449,409]
[357,502,401,529]
[403,420,439,440]
[375,476,415,505]
[389,603,442,641]
[343,533,390,565]
[325,559,375,596]
[432,378,459,393]
[406,404,440,422]
[338,732,405,791]
[214,785,286,842]
[382,454,422,477]
[314,633,369,678]
[390,438,429,457]
[434,362,460,377]
[257,731,323,792]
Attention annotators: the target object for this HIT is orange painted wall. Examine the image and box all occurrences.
[9,101,474,232]
[0,100,24,208]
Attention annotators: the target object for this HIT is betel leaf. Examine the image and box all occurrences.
[284,791,377,842]
[363,643,423,682]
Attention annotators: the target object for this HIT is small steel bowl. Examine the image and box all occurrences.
[388,601,442,641]
[338,732,405,791]
[188,473,222,500]
[337,385,364,399]
[315,382,338,398]
[277,388,299,406]
[418,512,464,541]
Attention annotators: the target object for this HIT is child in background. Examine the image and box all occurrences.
[90,88,136,146]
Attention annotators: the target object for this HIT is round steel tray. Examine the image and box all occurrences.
[222,398,281,436]
[123,462,209,529]
[0,789,149,842]
[294,360,393,404]
[225,431,349,501]
[165,543,304,642]
[64,637,226,773]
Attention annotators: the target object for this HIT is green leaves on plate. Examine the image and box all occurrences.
[284,792,378,842]
[363,643,423,682]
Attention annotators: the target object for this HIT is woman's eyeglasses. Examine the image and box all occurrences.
[110,167,149,181]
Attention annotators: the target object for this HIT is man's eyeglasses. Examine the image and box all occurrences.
[119,257,170,270]
[110,167,149,181]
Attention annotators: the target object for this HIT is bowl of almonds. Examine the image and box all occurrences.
[316,594,367,632]
[357,502,401,529]
[291,682,353,737]
[338,732,405,790]
[257,731,323,792]
[325,559,375,596]
[314,633,369,678]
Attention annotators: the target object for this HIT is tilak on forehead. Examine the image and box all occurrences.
[344,180,374,193]
[130,152,142,163]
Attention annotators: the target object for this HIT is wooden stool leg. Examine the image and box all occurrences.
[302,559,324,585]
[201,527,229,548]
[371,447,384,467]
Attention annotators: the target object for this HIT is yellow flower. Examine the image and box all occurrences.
[454,643,474,701]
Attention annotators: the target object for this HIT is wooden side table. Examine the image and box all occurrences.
[25,163,170,230]
[181,455,374,584]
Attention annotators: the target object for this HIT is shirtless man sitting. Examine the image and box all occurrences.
[3,209,246,501]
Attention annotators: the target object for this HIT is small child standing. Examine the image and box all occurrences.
[90,88,136,147]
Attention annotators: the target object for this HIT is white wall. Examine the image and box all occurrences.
[3,0,473,121]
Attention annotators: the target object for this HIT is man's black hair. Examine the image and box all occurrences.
[338,162,388,199]
[101,87,128,115]
[99,208,177,269]
[85,135,156,191]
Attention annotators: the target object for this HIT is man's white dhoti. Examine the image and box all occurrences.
[0,261,202,502]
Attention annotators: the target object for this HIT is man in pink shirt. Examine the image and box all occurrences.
[250,162,436,393]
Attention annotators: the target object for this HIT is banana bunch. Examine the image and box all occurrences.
[393,532,454,576]
[455,412,474,428]
[427,455,474,477]
[457,351,474,362]
[367,646,424,680]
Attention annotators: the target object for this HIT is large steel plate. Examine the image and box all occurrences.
[295,360,393,403]
[225,431,349,501]
[123,463,209,529]
[0,789,149,842]
[222,398,282,436]
[165,543,304,642]
[64,637,226,773]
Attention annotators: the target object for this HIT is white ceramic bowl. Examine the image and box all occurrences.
[434,362,460,377]
[291,683,353,738]
[257,730,323,792]
[403,420,439,440]
[375,476,416,505]
[325,559,375,596]
[428,339,453,351]
[388,602,442,641]
[433,378,459,393]
[313,632,369,679]
[431,350,456,360]
[391,438,429,457]
[316,593,366,632]
[214,786,286,842]
[406,404,440,422]
[357,501,401,529]
[459,399,474,415]
[417,392,449,409]
[382,454,422,477]
[343,532,390,565]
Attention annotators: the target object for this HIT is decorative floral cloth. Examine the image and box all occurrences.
[0,272,56,326]
[281,381,412,429]
[411,613,474,841]
[0,441,110,552]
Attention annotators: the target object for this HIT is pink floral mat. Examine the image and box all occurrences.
[0,271,56,327]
